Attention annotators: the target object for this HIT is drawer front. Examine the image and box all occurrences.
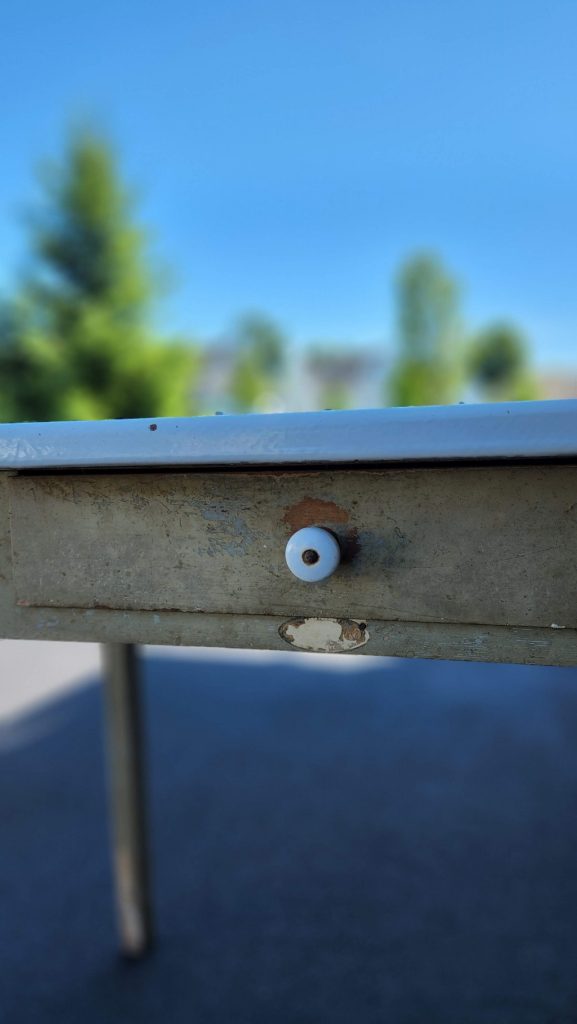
[7,465,577,628]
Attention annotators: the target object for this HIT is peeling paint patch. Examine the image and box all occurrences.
[279,617,369,653]
[283,497,349,533]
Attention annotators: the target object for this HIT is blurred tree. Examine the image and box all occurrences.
[388,253,463,406]
[229,313,286,411]
[0,130,196,422]
[468,322,538,401]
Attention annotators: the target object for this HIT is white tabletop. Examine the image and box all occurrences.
[0,400,576,470]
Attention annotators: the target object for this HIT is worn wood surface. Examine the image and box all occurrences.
[8,466,577,628]
[2,471,577,666]
[4,604,577,666]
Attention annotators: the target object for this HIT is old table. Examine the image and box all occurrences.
[1,399,576,955]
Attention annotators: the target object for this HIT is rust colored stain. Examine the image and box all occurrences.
[283,497,349,533]
[339,619,366,643]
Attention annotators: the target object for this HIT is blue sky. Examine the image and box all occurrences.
[0,0,576,366]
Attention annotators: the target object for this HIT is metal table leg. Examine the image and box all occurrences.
[101,643,153,957]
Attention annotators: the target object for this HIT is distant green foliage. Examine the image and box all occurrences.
[468,323,538,401]
[229,313,286,412]
[1,133,537,421]
[0,131,197,422]
[388,253,463,407]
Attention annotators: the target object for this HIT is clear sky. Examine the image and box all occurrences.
[0,0,576,366]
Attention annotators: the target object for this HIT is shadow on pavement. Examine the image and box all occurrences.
[2,653,577,1023]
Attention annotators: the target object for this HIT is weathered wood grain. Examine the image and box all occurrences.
[5,603,577,666]
[2,472,577,666]
[8,466,577,628]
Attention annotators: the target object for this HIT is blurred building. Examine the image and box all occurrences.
[192,341,237,414]
[303,347,387,411]
[194,340,389,414]
[537,371,577,400]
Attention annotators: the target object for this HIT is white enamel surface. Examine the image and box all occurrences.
[279,618,369,652]
[285,526,341,582]
[1,400,577,470]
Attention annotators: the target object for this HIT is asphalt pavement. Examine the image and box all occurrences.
[1,645,577,1023]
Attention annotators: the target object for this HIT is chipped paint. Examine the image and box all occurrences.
[283,497,349,533]
[279,617,369,653]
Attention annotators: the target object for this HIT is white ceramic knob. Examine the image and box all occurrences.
[285,526,341,582]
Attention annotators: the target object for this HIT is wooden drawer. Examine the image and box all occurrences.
[7,464,577,629]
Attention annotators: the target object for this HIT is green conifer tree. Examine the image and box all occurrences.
[0,130,196,422]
